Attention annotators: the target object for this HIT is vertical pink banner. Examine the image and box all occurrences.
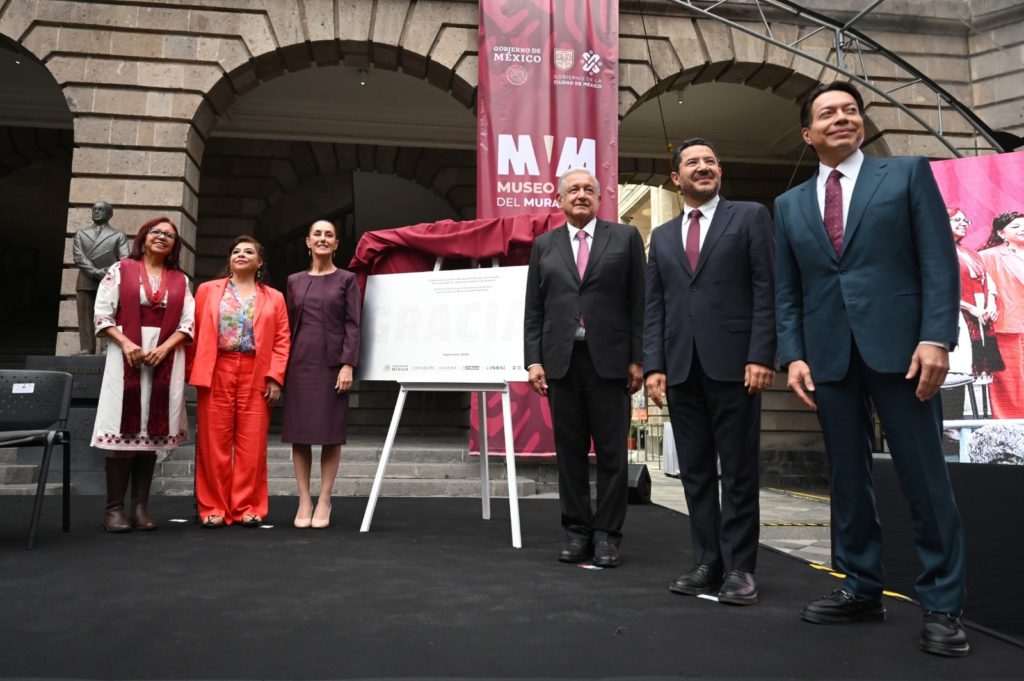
[471,0,620,454]
[477,0,620,219]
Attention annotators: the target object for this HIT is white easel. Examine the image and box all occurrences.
[359,256,523,548]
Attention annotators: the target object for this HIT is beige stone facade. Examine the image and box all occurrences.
[1,0,1021,449]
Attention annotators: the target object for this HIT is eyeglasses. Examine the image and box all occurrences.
[149,229,177,240]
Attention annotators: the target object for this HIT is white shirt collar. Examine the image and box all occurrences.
[817,148,864,185]
[682,193,720,219]
[568,217,597,240]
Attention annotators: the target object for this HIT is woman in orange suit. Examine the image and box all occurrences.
[980,211,1024,418]
[187,235,290,527]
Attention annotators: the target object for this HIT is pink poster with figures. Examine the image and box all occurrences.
[471,0,620,455]
[931,151,1024,463]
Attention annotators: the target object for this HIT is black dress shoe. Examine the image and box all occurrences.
[801,589,886,624]
[920,612,970,657]
[718,570,758,605]
[669,564,722,595]
[558,537,592,563]
[592,540,621,568]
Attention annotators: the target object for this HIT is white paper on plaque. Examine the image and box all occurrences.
[358,267,530,384]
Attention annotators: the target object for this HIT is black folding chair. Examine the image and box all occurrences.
[0,370,73,549]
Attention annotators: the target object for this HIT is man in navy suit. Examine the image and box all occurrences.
[524,168,645,568]
[644,138,776,605]
[774,81,968,656]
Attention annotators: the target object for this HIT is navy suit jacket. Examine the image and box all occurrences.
[774,154,959,382]
[643,198,776,384]
[524,219,645,380]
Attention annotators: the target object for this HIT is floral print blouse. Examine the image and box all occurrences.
[217,281,256,353]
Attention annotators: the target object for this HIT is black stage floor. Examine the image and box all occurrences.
[2,496,1022,681]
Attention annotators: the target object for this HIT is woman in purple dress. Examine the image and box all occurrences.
[283,220,362,528]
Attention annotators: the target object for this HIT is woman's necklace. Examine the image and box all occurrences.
[141,265,166,305]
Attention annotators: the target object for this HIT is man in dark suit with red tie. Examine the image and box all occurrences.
[643,138,776,605]
[774,81,968,656]
[524,168,646,568]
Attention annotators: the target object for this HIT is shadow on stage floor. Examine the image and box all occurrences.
[1,496,1021,680]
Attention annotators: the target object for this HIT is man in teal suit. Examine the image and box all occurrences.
[774,81,968,656]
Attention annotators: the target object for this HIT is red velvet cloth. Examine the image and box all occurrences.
[348,213,562,288]
[347,212,564,455]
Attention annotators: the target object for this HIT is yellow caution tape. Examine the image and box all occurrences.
[806,564,914,602]
[761,522,830,527]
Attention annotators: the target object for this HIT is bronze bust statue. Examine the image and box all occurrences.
[72,201,130,354]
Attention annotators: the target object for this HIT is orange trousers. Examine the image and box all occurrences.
[195,352,270,524]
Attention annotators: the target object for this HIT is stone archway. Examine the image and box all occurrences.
[614,21,896,190]
[614,11,959,160]
[178,24,480,435]
[179,18,480,279]
[0,34,73,360]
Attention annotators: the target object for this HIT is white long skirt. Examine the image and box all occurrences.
[90,325,189,451]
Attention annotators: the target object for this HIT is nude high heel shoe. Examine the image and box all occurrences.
[294,503,313,528]
[311,502,332,529]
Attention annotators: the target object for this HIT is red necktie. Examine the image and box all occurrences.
[685,208,702,270]
[824,169,844,255]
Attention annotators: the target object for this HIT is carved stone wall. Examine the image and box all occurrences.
[2,0,1008,352]
[1,0,1018,448]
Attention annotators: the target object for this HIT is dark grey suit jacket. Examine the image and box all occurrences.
[524,219,645,380]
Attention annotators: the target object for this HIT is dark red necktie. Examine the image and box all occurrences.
[685,208,702,270]
[824,169,844,255]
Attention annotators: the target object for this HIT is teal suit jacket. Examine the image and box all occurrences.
[774,154,959,382]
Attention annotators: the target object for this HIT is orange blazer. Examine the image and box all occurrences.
[186,278,291,391]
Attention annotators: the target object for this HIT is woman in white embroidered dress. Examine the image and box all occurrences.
[91,217,194,533]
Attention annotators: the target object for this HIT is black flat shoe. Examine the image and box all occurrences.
[201,515,224,529]
[801,589,886,624]
[920,612,970,657]
[718,570,758,605]
[669,564,722,596]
